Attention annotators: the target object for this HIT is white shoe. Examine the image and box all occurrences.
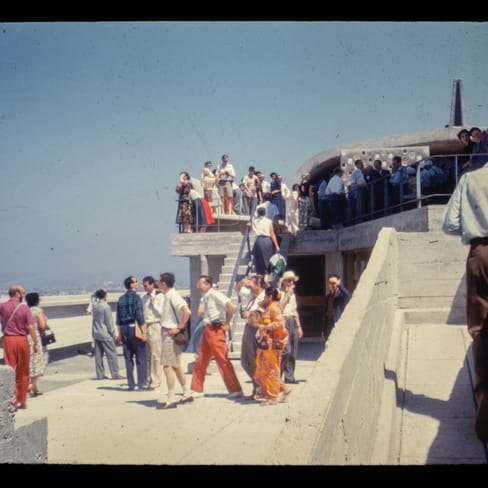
[190,390,204,399]
[227,390,243,399]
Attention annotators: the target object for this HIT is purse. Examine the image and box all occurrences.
[174,327,189,346]
[272,340,283,350]
[134,323,144,340]
[169,300,190,346]
[256,334,269,350]
[40,329,56,346]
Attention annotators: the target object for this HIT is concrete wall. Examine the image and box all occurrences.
[288,205,433,256]
[269,210,466,464]
[397,231,467,323]
[269,227,399,464]
[0,366,47,463]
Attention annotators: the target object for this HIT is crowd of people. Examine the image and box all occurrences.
[109,271,310,408]
[177,131,488,235]
[0,267,352,413]
[175,153,296,234]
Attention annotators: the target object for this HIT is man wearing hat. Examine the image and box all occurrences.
[280,271,303,384]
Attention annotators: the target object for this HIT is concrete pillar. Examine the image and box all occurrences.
[325,252,343,280]
[200,254,208,276]
[189,256,202,333]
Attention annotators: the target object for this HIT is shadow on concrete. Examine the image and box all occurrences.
[297,340,326,361]
[385,347,487,464]
[96,385,128,393]
[49,342,94,362]
[126,399,160,409]
[0,341,94,366]
[446,272,467,325]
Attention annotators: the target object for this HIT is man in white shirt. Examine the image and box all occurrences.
[241,166,259,215]
[142,276,163,390]
[256,171,271,200]
[189,275,243,399]
[156,272,192,409]
[348,159,367,223]
[280,271,303,384]
[325,167,346,229]
[217,154,236,214]
[442,161,488,442]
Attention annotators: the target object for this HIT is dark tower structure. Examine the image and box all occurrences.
[449,79,466,127]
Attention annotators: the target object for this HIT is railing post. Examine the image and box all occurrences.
[416,164,422,208]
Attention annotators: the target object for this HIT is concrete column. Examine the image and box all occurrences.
[200,254,208,276]
[189,256,202,333]
[325,252,343,279]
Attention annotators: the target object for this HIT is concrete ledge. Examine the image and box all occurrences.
[269,227,399,464]
[171,232,243,257]
[0,366,47,463]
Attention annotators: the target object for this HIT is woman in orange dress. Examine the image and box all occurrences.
[253,287,290,406]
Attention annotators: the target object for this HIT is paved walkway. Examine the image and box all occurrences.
[11,321,488,465]
[398,322,487,464]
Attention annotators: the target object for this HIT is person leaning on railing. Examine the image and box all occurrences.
[467,127,488,171]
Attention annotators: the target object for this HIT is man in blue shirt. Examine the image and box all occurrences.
[116,276,148,391]
[442,161,488,442]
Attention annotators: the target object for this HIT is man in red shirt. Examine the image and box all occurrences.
[0,284,38,411]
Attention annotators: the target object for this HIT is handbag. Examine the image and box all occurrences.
[174,327,189,346]
[40,329,56,346]
[272,340,283,350]
[169,299,190,346]
[134,323,146,341]
[256,334,269,350]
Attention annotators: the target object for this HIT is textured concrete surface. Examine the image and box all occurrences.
[398,323,486,464]
[7,317,487,465]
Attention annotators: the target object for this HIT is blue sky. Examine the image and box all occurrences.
[1,21,487,292]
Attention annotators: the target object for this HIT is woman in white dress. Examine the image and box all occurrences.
[25,292,50,396]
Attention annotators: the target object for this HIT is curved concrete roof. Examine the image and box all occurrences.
[293,125,469,185]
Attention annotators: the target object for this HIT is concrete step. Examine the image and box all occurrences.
[402,307,466,325]
[221,265,249,274]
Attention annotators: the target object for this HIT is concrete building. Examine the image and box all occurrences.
[1,79,486,464]
[172,78,483,342]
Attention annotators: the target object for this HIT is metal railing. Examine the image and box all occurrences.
[226,200,258,352]
[340,153,488,227]
[176,153,488,234]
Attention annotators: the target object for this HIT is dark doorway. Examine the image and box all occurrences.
[287,255,325,337]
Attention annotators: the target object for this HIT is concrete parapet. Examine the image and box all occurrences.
[269,217,471,464]
[288,204,445,256]
[397,230,467,321]
[171,232,243,257]
[0,366,47,463]
[269,227,399,464]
